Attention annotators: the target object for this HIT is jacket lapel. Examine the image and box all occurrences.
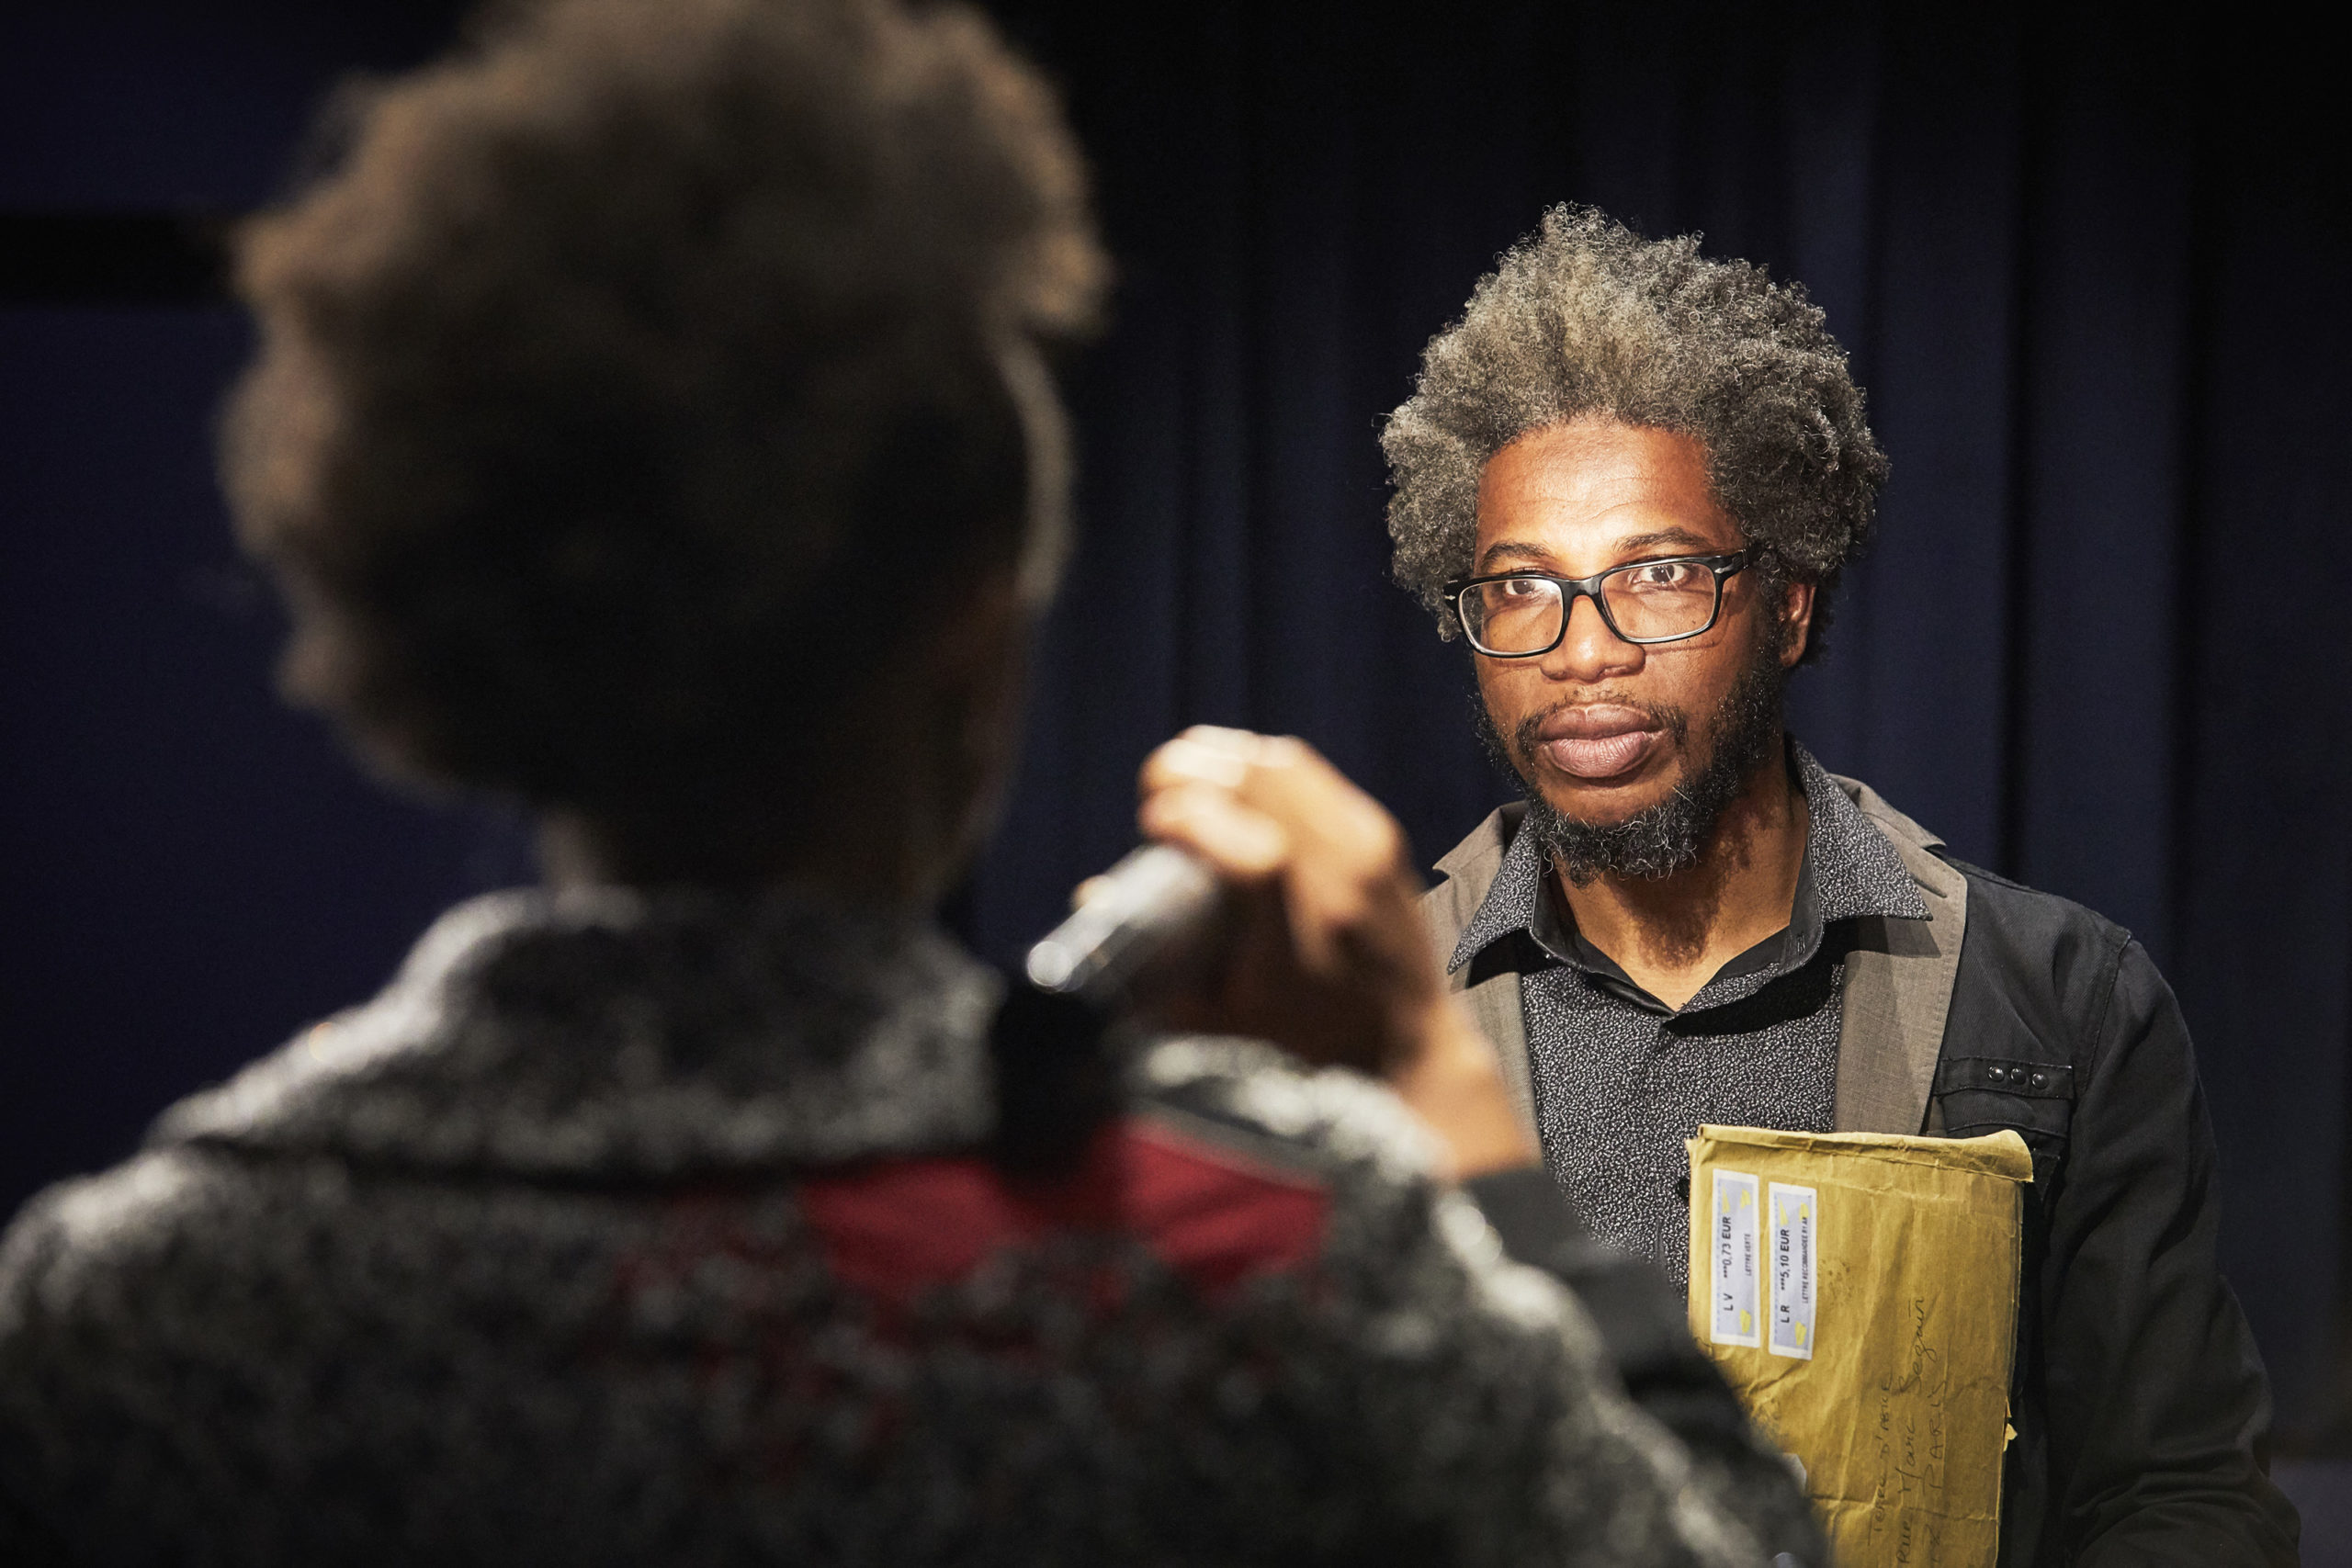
[1423,804,1539,1141]
[1828,776,1968,1135]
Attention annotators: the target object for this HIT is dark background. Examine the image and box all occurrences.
[5,0,2348,1499]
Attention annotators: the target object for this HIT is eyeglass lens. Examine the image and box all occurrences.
[1459,561,1721,652]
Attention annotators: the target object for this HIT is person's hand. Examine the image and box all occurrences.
[1131,726,1537,1179]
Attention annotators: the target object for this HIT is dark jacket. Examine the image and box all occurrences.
[1423,784,2301,1568]
[1941,861,2294,1566]
[0,886,1788,1567]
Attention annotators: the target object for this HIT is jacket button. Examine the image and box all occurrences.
[1987,1065,2007,1083]
[2030,1071,2047,1089]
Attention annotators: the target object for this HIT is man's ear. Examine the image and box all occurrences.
[1779,576,1817,667]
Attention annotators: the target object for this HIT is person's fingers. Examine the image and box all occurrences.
[1216,739,1419,951]
[1139,726,1437,1004]
[1174,724,1267,759]
[1169,732,1406,875]
[1139,728,1259,795]
[1146,728,1423,951]
[1139,781,1289,880]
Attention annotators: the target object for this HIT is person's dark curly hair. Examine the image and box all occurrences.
[223,0,1105,813]
[1382,205,1886,664]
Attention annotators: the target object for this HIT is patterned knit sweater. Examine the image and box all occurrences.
[0,888,1770,1566]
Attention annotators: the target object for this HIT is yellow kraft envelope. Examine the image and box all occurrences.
[1685,1125,2033,1568]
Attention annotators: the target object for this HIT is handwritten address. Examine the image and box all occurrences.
[1869,1295,1951,1566]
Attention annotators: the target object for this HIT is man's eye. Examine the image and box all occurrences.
[1623,561,1698,590]
[1497,578,1548,599]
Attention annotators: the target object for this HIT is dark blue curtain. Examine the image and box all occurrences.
[4,0,2347,1442]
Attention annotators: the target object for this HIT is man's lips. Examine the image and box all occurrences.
[1532,705,1665,781]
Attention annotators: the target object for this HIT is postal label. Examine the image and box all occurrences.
[1768,1181,1818,1359]
[1710,1168,1762,1348]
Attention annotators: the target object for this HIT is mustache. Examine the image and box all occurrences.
[1509,694,1690,765]
[1495,653,1788,884]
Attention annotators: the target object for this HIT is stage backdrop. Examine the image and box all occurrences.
[5,0,2348,1442]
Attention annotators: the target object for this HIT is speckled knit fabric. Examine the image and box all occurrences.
[0,887,1766,1567]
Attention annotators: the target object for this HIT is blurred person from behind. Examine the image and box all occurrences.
[0,2,1811,1563]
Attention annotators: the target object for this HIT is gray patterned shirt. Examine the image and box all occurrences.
[1448,744,1926,1287]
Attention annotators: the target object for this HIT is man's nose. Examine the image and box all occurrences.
[1536,592,1642,682]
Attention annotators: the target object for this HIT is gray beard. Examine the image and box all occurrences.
[1476,647,1787,886]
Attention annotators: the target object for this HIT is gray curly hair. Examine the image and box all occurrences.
[1382,205,1887,664]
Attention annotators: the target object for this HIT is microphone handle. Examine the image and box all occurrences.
[1023,844,1220,1005]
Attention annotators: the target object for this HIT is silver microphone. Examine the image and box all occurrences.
[1023,843,1221,1002]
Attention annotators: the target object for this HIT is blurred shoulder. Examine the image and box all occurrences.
[0,1147,271,1542]
[1134,1034,1442,1176]
[0,1147,259,1337]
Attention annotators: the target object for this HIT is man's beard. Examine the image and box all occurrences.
[1476,644,1787,886]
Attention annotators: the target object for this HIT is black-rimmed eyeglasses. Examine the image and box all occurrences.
[1443,550,1754,656]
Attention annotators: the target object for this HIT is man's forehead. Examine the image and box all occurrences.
[1474,524,1731,573]
[1476,421,1718,517]
[1473,423,1738,570]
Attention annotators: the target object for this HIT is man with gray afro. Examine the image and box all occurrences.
[1393,205,2297,1566]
